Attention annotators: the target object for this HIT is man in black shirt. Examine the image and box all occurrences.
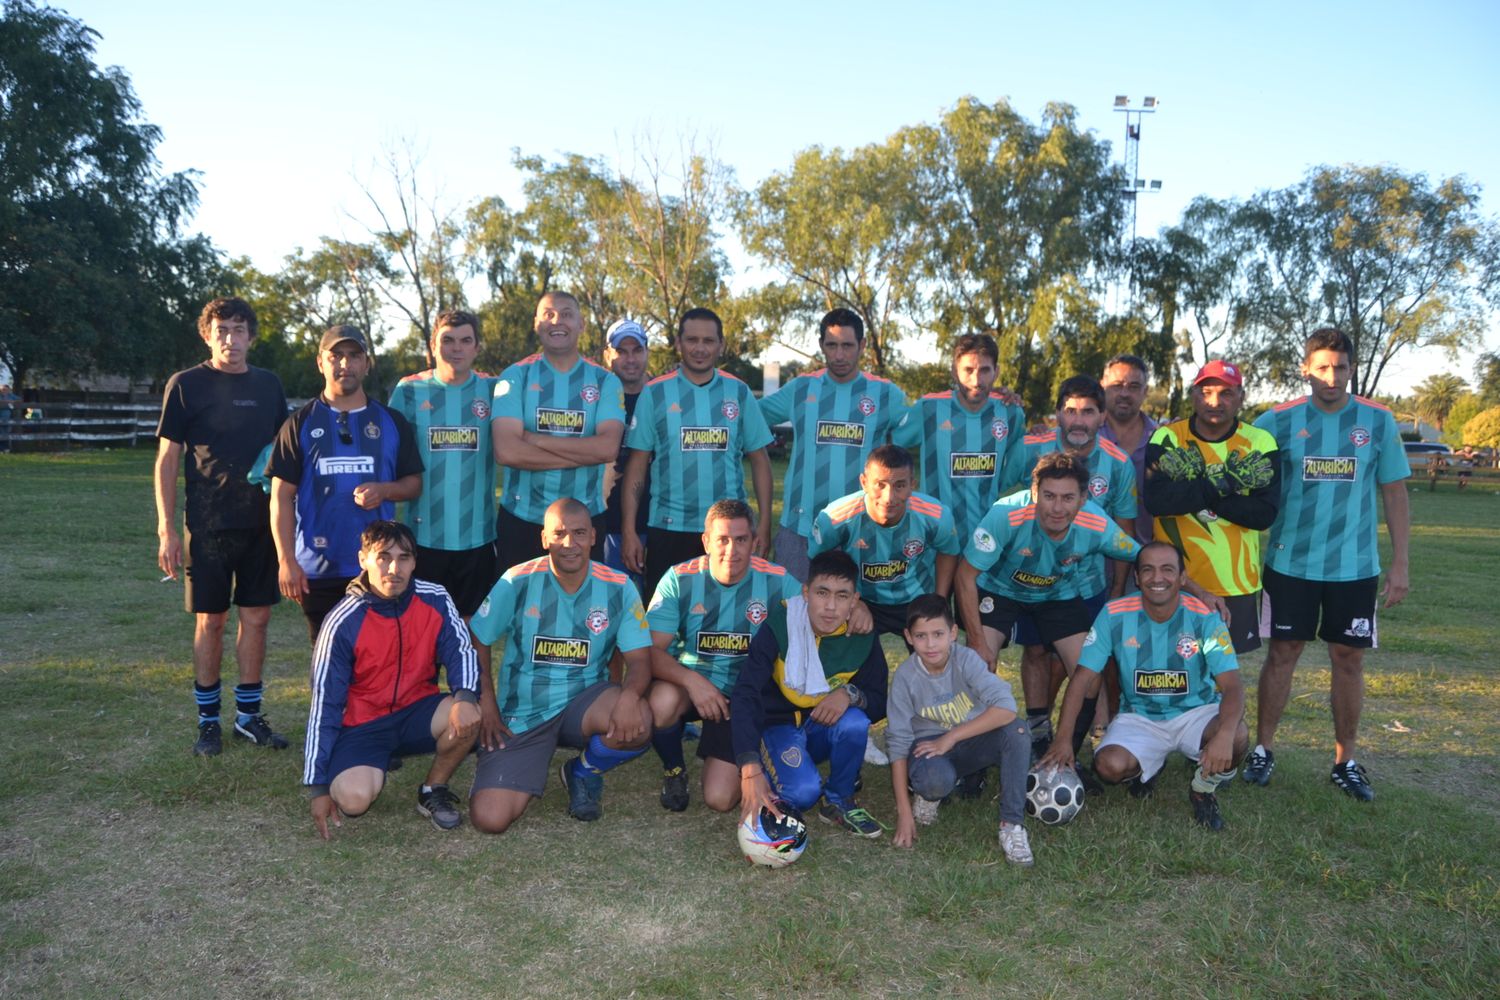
[155,297,290,757]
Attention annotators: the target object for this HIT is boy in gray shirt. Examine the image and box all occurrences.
[888,594,1034,864]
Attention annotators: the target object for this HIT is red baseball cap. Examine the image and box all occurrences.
[1192,359,1242,387]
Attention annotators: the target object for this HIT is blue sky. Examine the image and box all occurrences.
[63,0,1500,393]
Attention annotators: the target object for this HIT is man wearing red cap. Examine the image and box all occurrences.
[1143,360,1280,655]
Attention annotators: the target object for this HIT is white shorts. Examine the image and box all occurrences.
[1097,702,1223,781]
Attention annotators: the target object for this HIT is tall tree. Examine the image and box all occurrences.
[1411,373,1470,429]
[1474,350,1500,406]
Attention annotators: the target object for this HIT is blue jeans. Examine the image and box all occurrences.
[906,720,1031,825]
[760,706,870,811]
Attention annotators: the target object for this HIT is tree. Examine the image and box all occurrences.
[1411,373,1470,429]
[1231,166,1498,395]
[1474,351,1500,406]
[1461,405,1500,449]
[0,1,212,389]
[1442,393,1483,448]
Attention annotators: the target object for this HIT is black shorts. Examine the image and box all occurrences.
[302,576,354,644]
[866,599,914,651]
[415,542,499,619]
[325,692,446,781]
[679,707,735,765]
[495,506,606,577]
[184,527,279,614]
[1222,591,1262,654]
[644,528,704,604]
[1262,566,1378,649]
[979,588,1093,648]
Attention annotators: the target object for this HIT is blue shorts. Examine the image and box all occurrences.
[326,692,447,780]
[1012,589,1109,648]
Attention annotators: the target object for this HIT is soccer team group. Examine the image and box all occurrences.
[155,291,1411,866]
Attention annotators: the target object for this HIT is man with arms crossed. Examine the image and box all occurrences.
[1041,541,1248,830]
[1244,328,1411,800]
[303,521,481,837]
[156,297,289,755]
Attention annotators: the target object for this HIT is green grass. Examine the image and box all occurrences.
[1,450,1498,998]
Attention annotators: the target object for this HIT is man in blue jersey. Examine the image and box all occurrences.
[1244,328,1411,801]
[468,498,654,833]
[491,292,626,570]
[759,309,910,581]
[268,325,424,642]
[620,307,775,601]
[644,499,801,812]
[1041,541,1247,830]
[601,319,652,587]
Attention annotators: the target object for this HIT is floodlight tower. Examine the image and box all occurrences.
[1113,95,1162,246]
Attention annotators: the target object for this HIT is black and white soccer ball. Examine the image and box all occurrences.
[737,801,808,867]
[1026,765,1086,825]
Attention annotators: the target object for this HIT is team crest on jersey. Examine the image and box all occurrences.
[364,421,381,440]
[1083,627,1097,647]
[781,747,803,768]
[857,396,876,416]
[991,419,1010,441]
[1175,634,1200,659]
[470,399,489,419]
[979,596,995,614]
[746,600,768,626]
[585,608,610,634]
[1344,618,1371,638]
[1088,475,1108,497]
[580,384,601,404]
[721,401,740,420]
[972,528,997,553]
[1349,427,1371,447]
[903,539,926,559]
[311,427,325,438]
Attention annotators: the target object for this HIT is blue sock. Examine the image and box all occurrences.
[577,734,647,776]
[652,721,687,773]
[194,682,221,726]
[234,682,263,725]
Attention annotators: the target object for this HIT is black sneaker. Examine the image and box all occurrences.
[193,722,222,757]
[1190,789,1225,831]
[817,799,885,838]
[1241,746,1274,785]
[233,714,289,750]
[560,757,603,821]
[660,767,689,812]
[1128,772,1157,800]
[416,785,463,830]
[1074,763,1104,797]
[953,769,987,801]
[1330,760,1375,802]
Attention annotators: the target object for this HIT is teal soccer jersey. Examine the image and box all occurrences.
[1080,594,1237,721]
[491,354,626,522]
[470,559,650,735]
[965,492,1140,602]
[1021,432,1138,597]
[1254,395,1410,581]
[646,555,801,694]
[389,370,498,551]
[893,391,1027,537]
[759,370,909,535]
[625,368,774,531]
[809,490,961,605]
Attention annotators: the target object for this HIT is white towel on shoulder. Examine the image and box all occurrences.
[781,595,830,698]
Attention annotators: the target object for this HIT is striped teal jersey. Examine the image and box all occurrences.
[646,555,801,694]
[1079,594,1237,721]
[892,391,1027,538]
[389,370,498,551]
[1021,432,1138,598]
[625,368,774,531]
[470,559,650,735]
[809,490,961,605]
[491,353,626,522]
[759,370,910,534]
[964,492,1140,602]
[1254,395,1410,581]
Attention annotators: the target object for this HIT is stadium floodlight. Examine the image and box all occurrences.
[1114,95,1129,107]
[1143,96,1158,108]
[1149,179,1162,189]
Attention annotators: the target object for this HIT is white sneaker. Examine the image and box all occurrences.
[864,734,890,766]
[999,821,1034,866]
[911,794,940,826]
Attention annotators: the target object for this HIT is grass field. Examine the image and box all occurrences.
[1,449,1497,998]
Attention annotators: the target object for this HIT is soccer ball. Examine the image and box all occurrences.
[736,802,808,867]
[1026,765,1086,825]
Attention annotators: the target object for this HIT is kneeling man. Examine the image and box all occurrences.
[303,521,481,837]
[1041,542,1248,830]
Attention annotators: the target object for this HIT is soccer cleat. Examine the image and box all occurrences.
[1330,760,1375,802]
[660,767,690,812]
[1190,789,1225,831]
[911,794,940,827]
[998,821,1034,865]
[233,714,289,750]
[560,757,604,821]
[416,785,463,830]
[1128,772,1157,800]
[1241,745,1274,785]
[818,800,884,839]
[1074,763,1104,797]
[192,722,222,757]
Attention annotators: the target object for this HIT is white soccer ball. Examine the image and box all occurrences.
[736,803,808,868]
[1025,765,1086,825]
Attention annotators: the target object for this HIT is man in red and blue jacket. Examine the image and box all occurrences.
[303,520,480,837]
